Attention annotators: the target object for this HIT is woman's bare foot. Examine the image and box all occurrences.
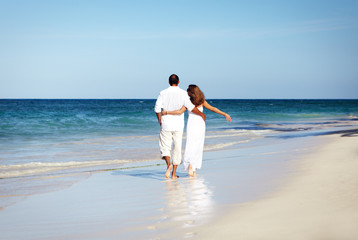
[188,164,194,177]
[165,165,173,178]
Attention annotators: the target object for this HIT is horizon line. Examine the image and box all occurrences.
[1,98,357,100]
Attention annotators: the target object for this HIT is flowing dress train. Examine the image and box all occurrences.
[183,106,205,171]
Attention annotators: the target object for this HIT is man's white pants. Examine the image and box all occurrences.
[159,129,183,165]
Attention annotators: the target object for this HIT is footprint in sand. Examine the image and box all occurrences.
[184,220,195,226]
[184,232,197,238]
[147,225,157,230]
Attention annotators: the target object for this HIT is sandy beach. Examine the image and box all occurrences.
[195,132,358,240]
[1,128,358,239]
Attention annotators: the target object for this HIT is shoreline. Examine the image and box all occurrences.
[194,132,358,240]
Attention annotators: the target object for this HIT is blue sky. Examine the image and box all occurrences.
[0,0,357,99]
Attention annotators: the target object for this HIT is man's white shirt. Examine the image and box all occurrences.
[154,86,195,131]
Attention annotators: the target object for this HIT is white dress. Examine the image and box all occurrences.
[183,105,206,171]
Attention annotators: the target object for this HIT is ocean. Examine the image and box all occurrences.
[1,99,358,209]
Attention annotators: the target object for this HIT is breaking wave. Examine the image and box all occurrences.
[0,159,130,178]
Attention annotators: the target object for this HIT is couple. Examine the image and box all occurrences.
[154,74,231,179]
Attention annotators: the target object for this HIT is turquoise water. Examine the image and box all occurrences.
[0,99,357,209]
[2,99,357,140]
[1,99,358,167]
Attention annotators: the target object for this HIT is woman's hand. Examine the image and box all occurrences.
[162,110,167,116]
[224,113,232,122]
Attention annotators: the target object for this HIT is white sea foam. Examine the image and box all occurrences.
[0,159,129,178]
[204,140,251,151]
[205,129,273,139]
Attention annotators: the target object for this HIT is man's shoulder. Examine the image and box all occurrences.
[173,87,187,95]
[159,86,186,94]
[159,87,171,94]
[178,87,186,93]
[179,88,189,97]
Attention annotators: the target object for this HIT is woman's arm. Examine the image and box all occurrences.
[162,106,186,115]
[203,100,232,122]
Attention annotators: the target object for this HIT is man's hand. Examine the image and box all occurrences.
[200,112,206,121]
[192,107,206,121]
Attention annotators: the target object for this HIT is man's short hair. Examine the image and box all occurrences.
[169,74,179,85]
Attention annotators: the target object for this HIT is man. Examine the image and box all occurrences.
[154,74,206,179]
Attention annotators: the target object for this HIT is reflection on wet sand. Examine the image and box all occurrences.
[154,176,214,238]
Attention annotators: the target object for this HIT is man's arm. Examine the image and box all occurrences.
[154,94,163,126]
[191,107,206,121]
[156,112,162,126]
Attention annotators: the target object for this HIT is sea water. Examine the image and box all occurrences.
[1,99,358,208]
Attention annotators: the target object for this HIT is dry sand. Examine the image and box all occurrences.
[195,134,358,240]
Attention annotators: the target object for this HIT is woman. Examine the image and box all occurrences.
[162,84,231,177]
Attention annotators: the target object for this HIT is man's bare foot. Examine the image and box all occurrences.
[165,165,173,178]
[172,174,179,179]
[193,171,196,177]
[188,164,194,177]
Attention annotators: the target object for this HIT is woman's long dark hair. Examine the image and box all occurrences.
[187,84,205,106]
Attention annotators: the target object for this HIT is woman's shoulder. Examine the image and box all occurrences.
[203,100,214,110]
